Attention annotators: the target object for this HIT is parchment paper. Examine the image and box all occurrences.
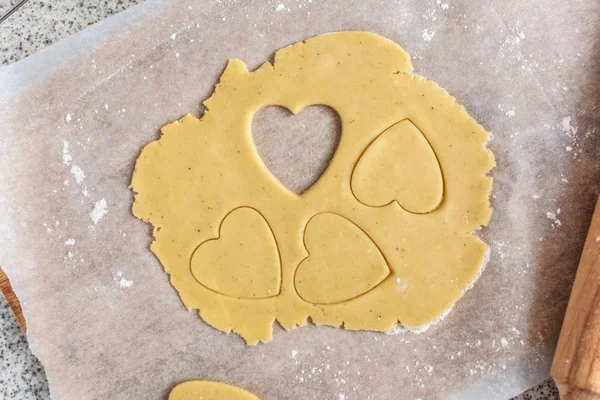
[1,0,599,399]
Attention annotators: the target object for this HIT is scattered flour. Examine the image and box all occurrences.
[505,110,515,118]
[290,349,298,359]
[62,140,73,165]
[61,139,91,197]
[90,198,108,224]
[546,209,562,228]
[170,32,177,40]
[421,29,435,41]
[395,278,409,293]
[119,277,134,288]
[561,116,577,136]
[500,337,509,347]
[65,113,72,122]
[275,3,285,11]
[69,165,85,184]
[114,271,134,288]
[64,238,75,246]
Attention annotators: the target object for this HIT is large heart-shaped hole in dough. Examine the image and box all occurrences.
[252,105,341,195]
[294,213,391,305]
[190,207,281,299]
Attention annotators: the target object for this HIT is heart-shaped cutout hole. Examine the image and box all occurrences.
[252,105,342,195]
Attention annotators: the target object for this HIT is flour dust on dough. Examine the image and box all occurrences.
[169,381,260,400]
[131,31,494,345]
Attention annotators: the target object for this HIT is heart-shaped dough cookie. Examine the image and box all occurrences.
[351,119,443,214]
[169,380,260,400]
[190,207,281,299]
[294,213,390,304]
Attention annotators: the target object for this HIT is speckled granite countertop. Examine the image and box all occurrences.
[0,293,49,399]
[0,0,143,65]
[0,1,561,399]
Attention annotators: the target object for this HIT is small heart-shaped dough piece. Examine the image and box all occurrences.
[351,119,443,214]
[295,213,390,304]
[169,380,261,400]
[191,207,281,299]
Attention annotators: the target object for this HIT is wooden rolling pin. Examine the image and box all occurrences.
[552,197,600,400]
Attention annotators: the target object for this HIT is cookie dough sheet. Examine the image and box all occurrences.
[0,0,599,399]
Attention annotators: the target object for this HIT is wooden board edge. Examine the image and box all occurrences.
[0,266,27,332]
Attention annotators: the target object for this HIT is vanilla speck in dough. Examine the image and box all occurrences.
[90,198,108,224]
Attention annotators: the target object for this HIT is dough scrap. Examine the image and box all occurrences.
[169,381,260,400]
[131,31,494,345]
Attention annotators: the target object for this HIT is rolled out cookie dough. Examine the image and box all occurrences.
[131,31,494,345]
[169,381,260,400]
